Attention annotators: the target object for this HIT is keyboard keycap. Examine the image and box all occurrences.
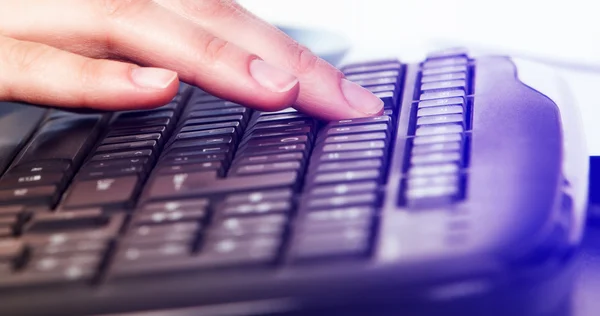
[308,182,378,196]
[91,149,153,161]
[420,90,466,101]
[0,185,58,206]
[421,72,467,83]
[146,172,298,201]
[63,176,140,209]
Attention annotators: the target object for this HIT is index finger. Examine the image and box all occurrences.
[155,0,384,120]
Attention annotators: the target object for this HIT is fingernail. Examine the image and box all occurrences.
[130,67,177,89]
[250,59,298,93]
[340,79,384,115]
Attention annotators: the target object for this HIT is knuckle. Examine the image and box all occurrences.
[179,0,237,19]
[287,43,319,75]
[78,58,107,90]
[200,35,230,64]
[97,0,148,20]
[1,39,54,74]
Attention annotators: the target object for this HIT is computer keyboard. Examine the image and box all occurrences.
[0,50,589,316]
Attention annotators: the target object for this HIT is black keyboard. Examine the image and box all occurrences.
[0,50,589,316]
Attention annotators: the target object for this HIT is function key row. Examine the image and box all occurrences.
[400,51,472,207]
[290,61,404,261]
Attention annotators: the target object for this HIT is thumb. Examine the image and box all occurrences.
[0,35,179,110]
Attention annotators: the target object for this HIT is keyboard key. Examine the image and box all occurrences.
[408,163,459,177]
[234,161,301,176]
[9,160,71,175]
[417,97,465,108]
[15,116,101,164]
[412,134,463,145]
[415,123,464,136]
[200,236,279,262]
[329,115,392,127]
[91,149,153,161]
[422,65,468,76]
[124,223,199,246]
[168,136,234,151]
[241,144,308,157]
[293,230,370,259]
[233,152,304,166]
[308,182,378,196]
[250,119,313,132]
[95,140,157,153]
[323,132,387,144]
[63,176,140,209]
[319,149,385,162]
[366,84,397,93]
[220,200,291,217]
[312,169,381,184]
[179,121,241,134]
[146,171,298,201]
[101,133,162,145]
[161,153,227,166]
[411,152,462,165]
[304,207,374,224]
[174,128,237,141]
[417,106,464,117]
[316,159,382,172]
[246,126,313,140]
[354,77,398,87]
[407,174,459,188]
[322,141,386,152]
[17,253,101,283]
[0,185,58,206]
[0,172,65,188]
[84,157,150,170]
[255,113,307,123]
[185,100,241,111]
[411,141,462,155]
[107,125,167,137]
[209,215,286,238]
[186,107,248,119]
[405,185,460,201]
[423,57,468,69]
[346,70,400,81]
[112,117,171,128]
[114,242,191,268]
[116,110,174,121]
[183,115,245,127]
[416,114,464,126]
[420,89,465,101]
[325,123,389,136]
[342,61,402,75]
[241,135,309,149]
[133,207,207,225]
[224,189,293,204]
[421,72,467,83]
[421,80,466,92]
[110,237,278,277]
[157,161,223,175]
[167,145,232,157]
[307,193,378,209]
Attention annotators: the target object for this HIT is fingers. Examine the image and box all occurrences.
[0,35,179,110]
[156,0,384,120]
[0,0,300,112]
[94,0,300,112]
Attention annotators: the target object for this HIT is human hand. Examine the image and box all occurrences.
[0,0,384,120]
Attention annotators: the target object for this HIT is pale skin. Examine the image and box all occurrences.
[0,0,384,120]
